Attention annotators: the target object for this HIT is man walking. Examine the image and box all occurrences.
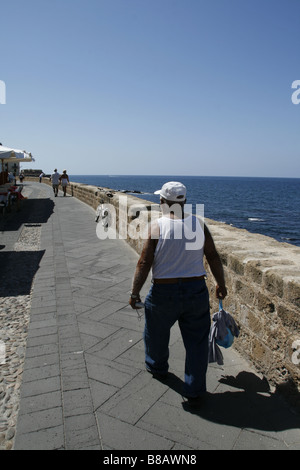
[50,169,60,197]
[129,181,227,405]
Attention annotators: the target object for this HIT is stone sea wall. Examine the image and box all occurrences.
[28,178,300,406]
[204,219,300,406]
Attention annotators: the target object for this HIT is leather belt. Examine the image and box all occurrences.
[153,275,206,284]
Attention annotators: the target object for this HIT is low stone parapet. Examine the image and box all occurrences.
[204,219,300,407]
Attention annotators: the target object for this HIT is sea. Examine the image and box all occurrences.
[69,175,300,248]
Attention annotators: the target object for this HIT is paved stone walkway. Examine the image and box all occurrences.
[7,182,300,450]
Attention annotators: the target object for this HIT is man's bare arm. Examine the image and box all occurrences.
[204,224,227,299]
[129,222,159,308]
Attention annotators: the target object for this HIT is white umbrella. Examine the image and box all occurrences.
[0,145,33,161]
[0,146,34,171]
[0,146,34,184]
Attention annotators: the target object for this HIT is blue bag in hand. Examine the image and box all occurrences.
[209,300,239,365]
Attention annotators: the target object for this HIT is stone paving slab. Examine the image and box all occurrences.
[10,182,300,451]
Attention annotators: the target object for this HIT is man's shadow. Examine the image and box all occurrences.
[164,371,300,432]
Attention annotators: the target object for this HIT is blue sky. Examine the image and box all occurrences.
[0,0,299,177]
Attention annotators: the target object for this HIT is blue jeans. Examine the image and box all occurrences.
[144,279,210,398]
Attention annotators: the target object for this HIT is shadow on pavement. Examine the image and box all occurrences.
[0,198,54,232]
[179,371,300,432]
[0,250,45,297]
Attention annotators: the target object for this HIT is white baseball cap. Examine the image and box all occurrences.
[154,181,187,202]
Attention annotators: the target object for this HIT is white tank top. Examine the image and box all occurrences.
[152,215,206,279]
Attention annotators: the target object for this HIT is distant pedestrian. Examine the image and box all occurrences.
[8,172,14,184]
[59,169,69,197]
[19,172,24,183]
[50,169,60,197]
[39,172,44,183]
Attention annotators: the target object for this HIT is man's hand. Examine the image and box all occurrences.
[216,284,227,299]
[129,295,141,309]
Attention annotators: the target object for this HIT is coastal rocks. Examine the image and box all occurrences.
[119,189,143,194]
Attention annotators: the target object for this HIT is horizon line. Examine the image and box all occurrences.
[67,174,300,180]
